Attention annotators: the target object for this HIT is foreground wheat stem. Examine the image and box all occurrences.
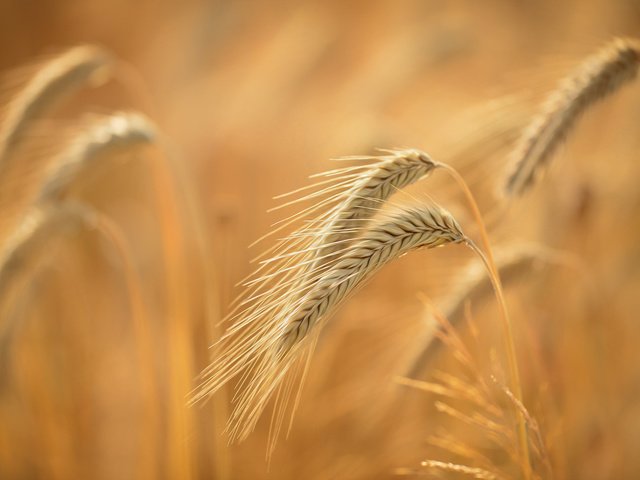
[438,162,531,479]
[465,241,531,479]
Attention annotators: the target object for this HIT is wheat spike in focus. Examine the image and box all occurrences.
[195,200,465,452]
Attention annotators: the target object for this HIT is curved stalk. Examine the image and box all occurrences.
[438,162,531,479]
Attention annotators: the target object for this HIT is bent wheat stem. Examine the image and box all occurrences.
[465,240,531,480]
[437,162,531,479]
[407,245,537,377]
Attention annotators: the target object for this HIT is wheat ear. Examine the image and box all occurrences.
[242,150,438,333]
[279,204,465,352]
[220,149,438,360]
[0,45,111,164]
[505,37,640,196]
[312,149,438,262]
[193,150,438,456]
[194,203,465,449]
[247,149,438,277]
[36,112,156,202]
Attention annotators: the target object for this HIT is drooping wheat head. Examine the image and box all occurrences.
[0,46,114,242]
[505,37,640,196]
[37,112,157,202]
[215,150,441,395]
[194,201,465,452]
[0,45,112,165]
[278,204,465,354]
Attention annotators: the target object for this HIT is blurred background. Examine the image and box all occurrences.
[0,0,639,478]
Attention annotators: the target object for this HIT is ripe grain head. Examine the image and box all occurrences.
[194,202,465,453]
[505,37,640,196]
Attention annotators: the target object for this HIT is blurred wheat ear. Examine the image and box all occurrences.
[37,112,156,202]
[0,46,113,242]
[0,205,87,339]
[0,45,111,163]
[0,203,144,364]
[505,37,640,196]
[0,45,198,480]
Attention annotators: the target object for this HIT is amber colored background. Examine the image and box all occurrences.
[0,1,639,478]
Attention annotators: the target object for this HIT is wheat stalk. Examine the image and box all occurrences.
[505,37,640,196]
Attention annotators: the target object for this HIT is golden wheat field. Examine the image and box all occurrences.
[0,1,639,479]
